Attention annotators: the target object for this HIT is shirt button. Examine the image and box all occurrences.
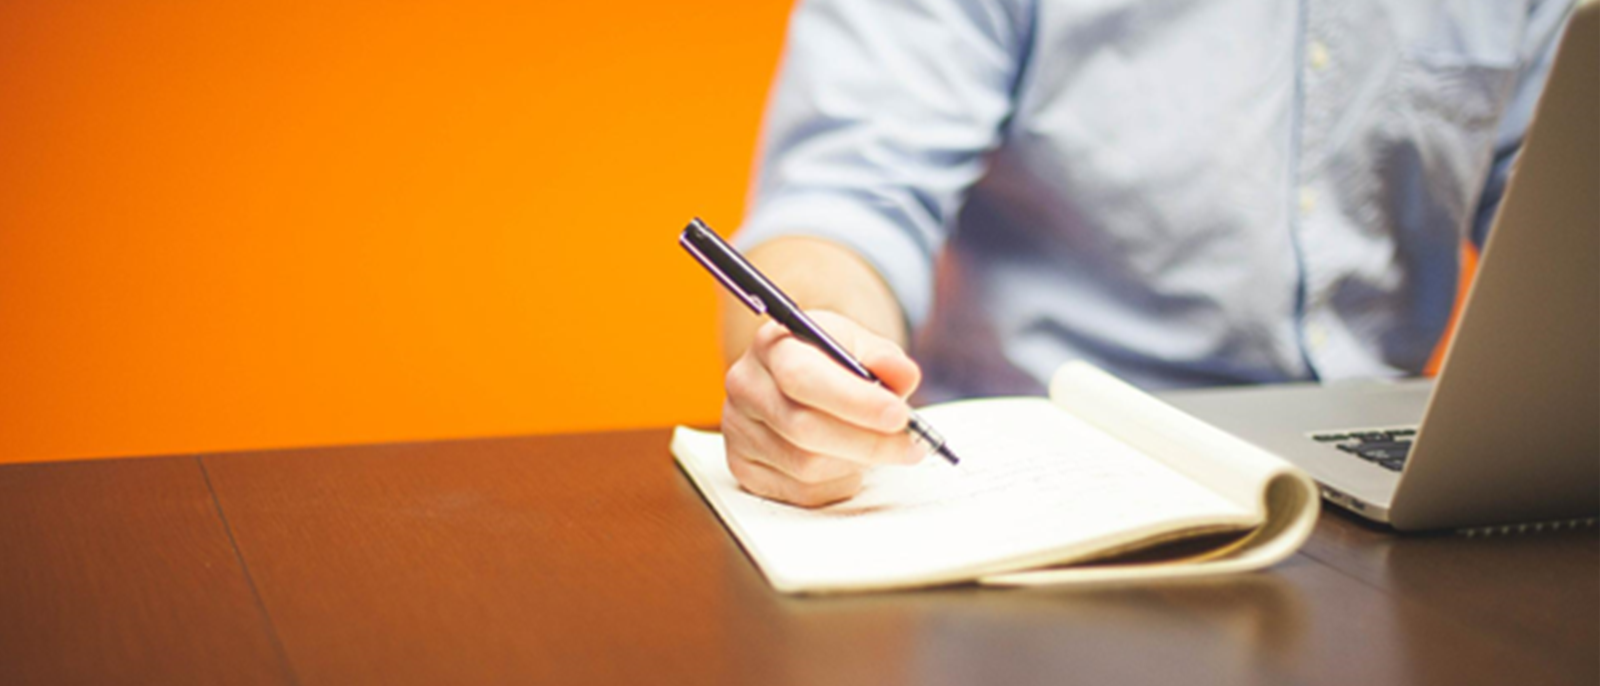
[1309,41,1331,70]
[1306,322,1329,350]
[1298,187,1317,215]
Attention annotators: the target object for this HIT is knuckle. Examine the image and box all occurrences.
[721,409,758,455]
[753,321,788,350]
[724,359,755,400]
[726,363,782,426]
[765,342,808,386]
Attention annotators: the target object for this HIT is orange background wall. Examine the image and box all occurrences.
[1,2,797,463]
[0,1,1475,465]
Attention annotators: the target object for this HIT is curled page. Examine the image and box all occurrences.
[979,363,1319,587]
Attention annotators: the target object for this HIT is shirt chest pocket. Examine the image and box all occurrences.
[1388,3,1523,130]
[1377,3,1525,229]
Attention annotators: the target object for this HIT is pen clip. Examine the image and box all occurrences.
[679,232,768,315]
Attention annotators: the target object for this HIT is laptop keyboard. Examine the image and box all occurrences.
[1309,427,1418,472]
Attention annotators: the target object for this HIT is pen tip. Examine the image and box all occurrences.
[937,444,961,466]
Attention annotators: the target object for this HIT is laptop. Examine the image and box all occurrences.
[1160,3,1599,532]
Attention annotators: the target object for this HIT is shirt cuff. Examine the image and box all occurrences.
[735,191,938,330]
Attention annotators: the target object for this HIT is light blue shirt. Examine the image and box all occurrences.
[736,0,1573,396]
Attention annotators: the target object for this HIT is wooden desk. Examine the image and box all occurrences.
[1,428,1594,685]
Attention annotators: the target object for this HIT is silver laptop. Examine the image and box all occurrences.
[1161,4,1598,532]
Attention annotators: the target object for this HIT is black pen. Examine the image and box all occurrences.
[679,218,961,466]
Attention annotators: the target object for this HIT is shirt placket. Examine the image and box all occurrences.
[1293,0,1345,378]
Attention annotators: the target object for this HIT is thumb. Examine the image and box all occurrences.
[805,310,922,399]
[855,337,921,400]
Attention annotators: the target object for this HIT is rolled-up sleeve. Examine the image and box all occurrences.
[737,0,1031,328]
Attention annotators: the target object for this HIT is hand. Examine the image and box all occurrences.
[722,311,926,507]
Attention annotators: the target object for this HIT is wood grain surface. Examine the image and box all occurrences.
[1,428,1595,685]
[0,457,292,686]
[1303,510,1600,678]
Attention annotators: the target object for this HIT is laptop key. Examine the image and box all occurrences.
[1309,426,1417,471]
[1353,442,1411,462]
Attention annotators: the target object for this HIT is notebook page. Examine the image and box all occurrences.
[672,397,1255,593]
[967,362,1322,588]
[1050,362,1306,511]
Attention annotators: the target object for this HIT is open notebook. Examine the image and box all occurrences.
[672,362,1319,594]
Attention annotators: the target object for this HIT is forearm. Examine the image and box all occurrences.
[719,235,908,367]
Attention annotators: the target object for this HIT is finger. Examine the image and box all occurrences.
[723,404,868,484]
[727,451,865,508]
[764,397,920,469]
[757,333,910,434]
[728,353,918,466]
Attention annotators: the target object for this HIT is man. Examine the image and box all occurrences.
[719,0,1573,507]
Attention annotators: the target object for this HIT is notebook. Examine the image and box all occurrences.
[1161,3,1599,532]
[672,363,1319,594]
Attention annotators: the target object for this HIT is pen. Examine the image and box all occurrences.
[678,217,961,466]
